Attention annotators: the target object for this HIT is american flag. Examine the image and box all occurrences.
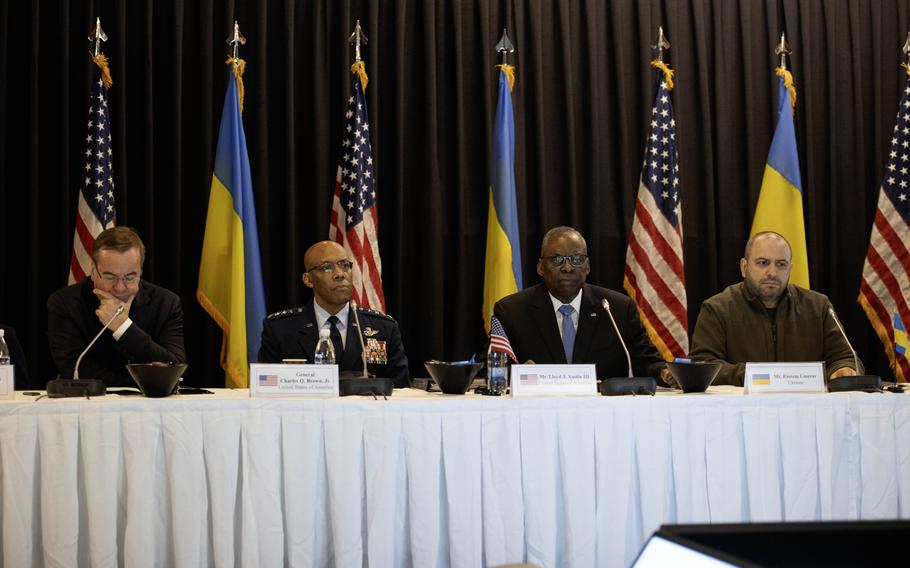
[69,56,116,284]
[489,315,516,361]
[858,70,910,383]
[329,63,385,312]
[623,63,688,360]
[259,374,278,387]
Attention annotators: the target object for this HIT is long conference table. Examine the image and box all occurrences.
[1,385,908,567]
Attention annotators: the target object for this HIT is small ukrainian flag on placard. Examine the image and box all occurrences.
[895,313,908,358]
[752,373,771,386]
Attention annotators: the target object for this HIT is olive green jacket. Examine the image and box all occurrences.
[689,282,859,386]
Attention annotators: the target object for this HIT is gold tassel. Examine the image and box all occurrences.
[775,66,797,112]
[226,57,247,113]
[650,60,674,91]
[351,60,369,91]
[91,53,113,89]
[902,62,910,78]
[496,64,516,92]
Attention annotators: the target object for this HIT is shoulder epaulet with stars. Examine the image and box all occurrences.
[266,307,305,321]
[357,306,395,322]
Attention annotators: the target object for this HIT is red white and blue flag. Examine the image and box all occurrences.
[623,63,688,360]
[858,68,910,383]
[489,315,517,361]
[329,63,386,312]
[69,56,116,283]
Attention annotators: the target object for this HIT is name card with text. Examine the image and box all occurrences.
[744,362,825,394]
[510,364,598,397]
[0,366,12,400]
[249,363,339,397]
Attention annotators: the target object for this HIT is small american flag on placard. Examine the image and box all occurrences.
[623,62,688,360]
[69,55,116,283]
[858,69,910,382]
[259,374,278,387]
[489,315,517,361]
[329,62,386,312]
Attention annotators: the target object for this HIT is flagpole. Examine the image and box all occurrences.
[652,26,670,63]
[228,20,246,61]
[89,17,107,57]
[775,32,791,70]
[496,28,514,65]
[349,20,368,63]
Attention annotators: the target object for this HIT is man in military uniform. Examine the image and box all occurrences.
[258,240,410,387]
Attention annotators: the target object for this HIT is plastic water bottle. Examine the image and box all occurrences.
[0,329,10,365]
[313,328,336,365]
[487,350,508,394]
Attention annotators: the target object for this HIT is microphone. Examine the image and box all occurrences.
[603,299,633,378]
[826,307,882,392]
[47,304,125,397]
[337,300,394,397]
[349,300,369,378]
[598,298,656,396]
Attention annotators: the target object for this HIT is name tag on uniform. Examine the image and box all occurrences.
[249,363,339,397]
[0,365,13,400]
[510,364,597,397]
[744,362,825,394]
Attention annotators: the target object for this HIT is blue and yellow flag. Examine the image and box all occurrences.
[750,68,810,289]
[482,65,522,332]
[198,60,266,388]
[895,313,908,359]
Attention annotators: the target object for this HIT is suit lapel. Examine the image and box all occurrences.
[529,285,567,362]
[297,301,320,359]
[573,285,602,363]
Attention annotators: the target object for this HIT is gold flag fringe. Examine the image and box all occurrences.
[496,64,516,92]
[775,66,797,112]
[91,53,113,89]
[903,62,910,78]
[351,60,369,91]
[650,60,674,91]
[226,57,247,113]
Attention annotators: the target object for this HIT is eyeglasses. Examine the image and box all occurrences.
[541,254,589,267]
[93,267,140,284]
[307,260,354,274]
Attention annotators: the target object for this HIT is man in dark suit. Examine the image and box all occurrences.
[258,240,410,388]
[47,227,185,387]
[494,226,671,383]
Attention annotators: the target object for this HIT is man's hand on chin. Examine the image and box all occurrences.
[93,289,135,330]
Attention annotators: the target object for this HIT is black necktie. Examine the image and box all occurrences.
[327,315,344,360]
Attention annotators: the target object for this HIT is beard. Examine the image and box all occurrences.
[744,276,785,306]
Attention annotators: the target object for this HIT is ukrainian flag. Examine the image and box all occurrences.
[197,63,266,388]
[895,313,908,359]
[482,65,522,332]
[750,69,810,289]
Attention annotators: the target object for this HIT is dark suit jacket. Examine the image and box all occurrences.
[1,325,32,389]
[258,300,410,388]
[493,283,666,380]
[47,279,186,387]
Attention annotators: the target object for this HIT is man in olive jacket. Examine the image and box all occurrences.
[689,231,859,386]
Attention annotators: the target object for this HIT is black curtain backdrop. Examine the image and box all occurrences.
[2,0,908,387]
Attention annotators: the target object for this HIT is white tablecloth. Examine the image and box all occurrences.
[1,387,908,567]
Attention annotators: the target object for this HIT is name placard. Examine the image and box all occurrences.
[249,363,339,397]
[510,364,597,397]
[744,361,825,394]
[0,365,12,400]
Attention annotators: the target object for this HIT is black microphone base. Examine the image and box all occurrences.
[46,378,107,397]
[827,375,882,393]
[599,377,656,396]
[339,377,394,397]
